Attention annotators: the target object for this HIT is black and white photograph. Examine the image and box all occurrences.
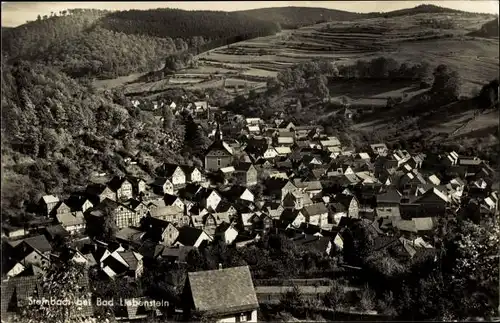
[1,1,499,322]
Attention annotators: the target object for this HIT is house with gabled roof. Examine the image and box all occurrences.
[108,176,134,201]
[1,224,28,240]
[100,246,144,279]
[163,194,185,210]
[233,162,258,187]
[151,177,175,195]
[195,188,222,211]
[202,211,232,236]
[220,185,255,203]
[282,190,313,210]
[56,211,86,235]
[86,183,116,205]
[205,123,233,172]
[183,265,259,322]
[301,203,329,227]
[40,195,60,217]
[215,222,239,244]
[332,194,360,219]
[92,198,141,229]
[4,235,53,277]
[264,178,297,202]
[141,216,179,247]
[173,226,212,248]
[156,163,186,189]
[180,165,203,184]
[114,227,145,246]
[370,143,388,157]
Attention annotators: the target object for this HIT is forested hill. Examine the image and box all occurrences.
[99,9,280,39]
[238,4,495,29]
[1,8,280,79]
[2,9,109,60]
[365,4,490,18]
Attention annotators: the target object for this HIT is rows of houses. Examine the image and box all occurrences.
[2,113,498,322]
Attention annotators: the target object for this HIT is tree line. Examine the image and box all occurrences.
[99,8,280,41]
[2,8,281,80]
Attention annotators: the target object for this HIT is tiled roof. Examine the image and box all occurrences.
[162,246,195,262]
[302,203,328,217]
[175,227,204,246]
[23,235,52,253]
[118,251,141,270]
[376,189,402,204]
[187,266,259,316]
[56,212,85,227]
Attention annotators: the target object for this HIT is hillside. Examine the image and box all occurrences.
[367,4,489,18]
[239,6,366,28]
[1,8,280,79]
[99,8,280,40]
[111,9,497,98]
[238,4,493,29]
[469,17,499,38]
[2,9,108,59]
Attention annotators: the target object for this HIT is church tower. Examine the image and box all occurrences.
[204,121,233,172]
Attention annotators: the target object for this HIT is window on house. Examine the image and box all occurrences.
[217,158,222,166]
[128,219,132,225]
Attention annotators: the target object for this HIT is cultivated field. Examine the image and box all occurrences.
[103,12,497,100]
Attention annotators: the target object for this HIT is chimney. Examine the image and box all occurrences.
[218,263,223,270]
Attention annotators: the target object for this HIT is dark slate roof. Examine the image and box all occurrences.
[180,165,197,175]
[215,222,233,234]
[152,177,171,187]
[159,163,183,178]
[23,235,53,253]
[175,226,205,246]
[65,194,89,211]
[187,266,259,316]
[161,246,194,262]
[302,203,328,217]
[122,198,144,210]
[195,187,219,201]
[44,225,70,240]
[280,209,301,223]
[138,242,164,259]
[215,200,234,213]
[206,137,232,155]
[264,178,291,193]
[291,235,331,253]
[118,251,140,270]
[376,188,402,204]
[179,183,203,200]
[234,163,254,172]
[334,194,356,209]
[220,185,249,200]
[108,176,129,192]
[164,194,181,206]
[86,183,108,196]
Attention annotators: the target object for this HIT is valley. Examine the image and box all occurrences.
[104,12,498,99]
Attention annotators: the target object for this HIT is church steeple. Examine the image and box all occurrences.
[214,121,222,142]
